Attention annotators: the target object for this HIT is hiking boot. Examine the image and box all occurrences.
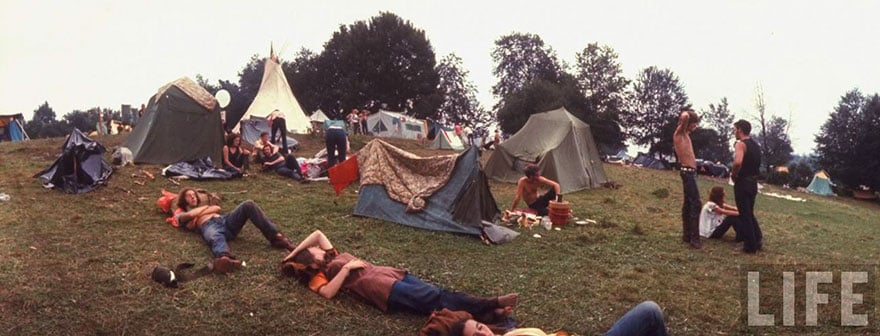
[213,256,242,274]
[271,233,296,251]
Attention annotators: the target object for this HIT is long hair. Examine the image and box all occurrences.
[176,188,198,210]
[225,133,241,147]
[709,186,725,207]
[281,249,320,286]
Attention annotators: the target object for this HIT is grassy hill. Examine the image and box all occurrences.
[1,133,878,335]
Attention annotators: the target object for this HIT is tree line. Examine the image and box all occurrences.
[19,12,877,192]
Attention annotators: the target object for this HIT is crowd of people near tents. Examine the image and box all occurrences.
[23,48,877,335]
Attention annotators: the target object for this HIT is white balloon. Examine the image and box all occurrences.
[215,89,231,108]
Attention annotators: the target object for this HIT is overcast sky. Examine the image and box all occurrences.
[2,0,878,154]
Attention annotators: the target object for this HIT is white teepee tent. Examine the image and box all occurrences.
[235,51,310,134]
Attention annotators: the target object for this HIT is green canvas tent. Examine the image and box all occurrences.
[806,170,835,196]
[484,107,608,194]
[429,127,464,150]
[123,77,224,165]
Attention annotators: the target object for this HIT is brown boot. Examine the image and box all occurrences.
[686,217,702,249]
[213,255,242,274]
[271,233,296,251]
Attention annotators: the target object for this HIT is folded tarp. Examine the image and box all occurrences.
[162,157,239,180]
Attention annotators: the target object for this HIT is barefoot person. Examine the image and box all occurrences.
[174,188,296,272]
[281,230,518,323]
[732,119,763,253]
[674,107,703,249]
[509,164,561,216]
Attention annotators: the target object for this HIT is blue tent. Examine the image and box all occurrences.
[0,113,28,142]
[354,145,500,236]
[807,170,835,196]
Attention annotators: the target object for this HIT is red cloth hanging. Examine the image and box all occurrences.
[328,155,359,195]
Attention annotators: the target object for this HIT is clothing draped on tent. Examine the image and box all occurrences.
[354,140,513,240]
[358,139,458,212]
[34,128,113,193]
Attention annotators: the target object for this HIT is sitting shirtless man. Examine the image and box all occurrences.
[174,188,296,273]
[509,164,561,216]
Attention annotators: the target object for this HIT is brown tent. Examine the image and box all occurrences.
[484,107,608,194]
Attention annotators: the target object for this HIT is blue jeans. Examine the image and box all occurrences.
[680,170,701,241]
[198,201,280,257]
[325,128,347,167]
[604,301,668,336]
[387,274,501,322]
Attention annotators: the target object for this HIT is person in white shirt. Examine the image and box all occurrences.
[462,126,473,146]
[699,186,742,240]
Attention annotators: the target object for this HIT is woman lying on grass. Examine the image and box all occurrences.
[281,230,518,326]
[428,301,668,336]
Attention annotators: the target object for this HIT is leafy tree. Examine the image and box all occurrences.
[787,157,815,188]
[702,97,734,163]
[195,74,220,93]
[691,128,727,163]
[62,110,98,133]
[236,54,266,116]
[497,76,581,134]
[624,67,689,158]
[24,102,68,138]
[435,53,489,127]
[216,79,248,132]
[574,43,629,132]
[816,90,880,189]
[495,74,625,150]
[311,12,441,119]
[194,74,247,132]
[491,32,562,111]
[753,116,793,170]
[284,48,321,115]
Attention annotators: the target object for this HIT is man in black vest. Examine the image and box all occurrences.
[732,120,763,254]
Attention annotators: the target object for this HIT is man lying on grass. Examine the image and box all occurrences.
[281,230,518,327]
[174,188,296,273]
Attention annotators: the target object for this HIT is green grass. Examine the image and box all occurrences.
[1,134,879,335]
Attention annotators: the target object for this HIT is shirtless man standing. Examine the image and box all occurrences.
[509,164,561,216]
[175,188,296,272]
[673,107,703,249]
